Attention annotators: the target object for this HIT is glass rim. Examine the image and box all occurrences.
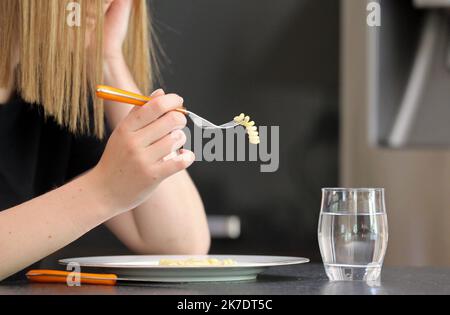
[321,187,385,192]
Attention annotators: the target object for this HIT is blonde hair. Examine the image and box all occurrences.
[0,0,155,138]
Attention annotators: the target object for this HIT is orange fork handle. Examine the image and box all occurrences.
[96,85,187,114]
[96,85,151,106]
[26,269,118,286]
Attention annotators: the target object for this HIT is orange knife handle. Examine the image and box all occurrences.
[26,269,117,286]
[96,85,188,115]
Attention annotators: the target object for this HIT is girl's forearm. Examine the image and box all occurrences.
[127,170,209,254]
[0,171,113,281]
[103,56,139,127]
[103,56,140,93]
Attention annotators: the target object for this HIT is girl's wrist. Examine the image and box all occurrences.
[102,52,141,95]
[81,168,123,218]
[102,52,130,87]
[103,51,126,69]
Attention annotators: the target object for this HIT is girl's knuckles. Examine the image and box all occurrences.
[166,111,187,127]
[174,159,189,171]
[151,98,167,113]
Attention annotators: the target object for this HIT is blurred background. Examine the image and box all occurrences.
[43,0,450,268]
[342,0,450,266]
[149,0,339,263]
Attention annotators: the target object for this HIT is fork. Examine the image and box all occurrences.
[96,85,239,130]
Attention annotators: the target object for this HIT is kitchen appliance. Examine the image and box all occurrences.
[369,0,450,147]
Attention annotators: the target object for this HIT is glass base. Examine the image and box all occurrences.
[324,264,382,282]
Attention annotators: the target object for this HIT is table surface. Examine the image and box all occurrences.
[1,263,450,295]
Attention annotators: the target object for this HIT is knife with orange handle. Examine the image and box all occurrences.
[26,269,119,286]
[96,85,187,114]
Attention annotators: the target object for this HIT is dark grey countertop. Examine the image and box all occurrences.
[1,263,450,295]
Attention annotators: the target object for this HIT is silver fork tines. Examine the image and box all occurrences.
[186,111,238,130]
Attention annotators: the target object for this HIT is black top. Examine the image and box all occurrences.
[0,92,109,280]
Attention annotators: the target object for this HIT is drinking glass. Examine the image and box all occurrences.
[318,188,388,282]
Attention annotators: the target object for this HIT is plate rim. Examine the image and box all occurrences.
[58,254,310,269]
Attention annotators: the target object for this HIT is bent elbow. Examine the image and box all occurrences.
[189,236,211,255]
[133,234,211,256]
[166,235,211,255]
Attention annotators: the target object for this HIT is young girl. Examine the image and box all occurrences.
[0,0,210,281]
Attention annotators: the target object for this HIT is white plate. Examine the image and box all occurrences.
[59,255,309,282]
